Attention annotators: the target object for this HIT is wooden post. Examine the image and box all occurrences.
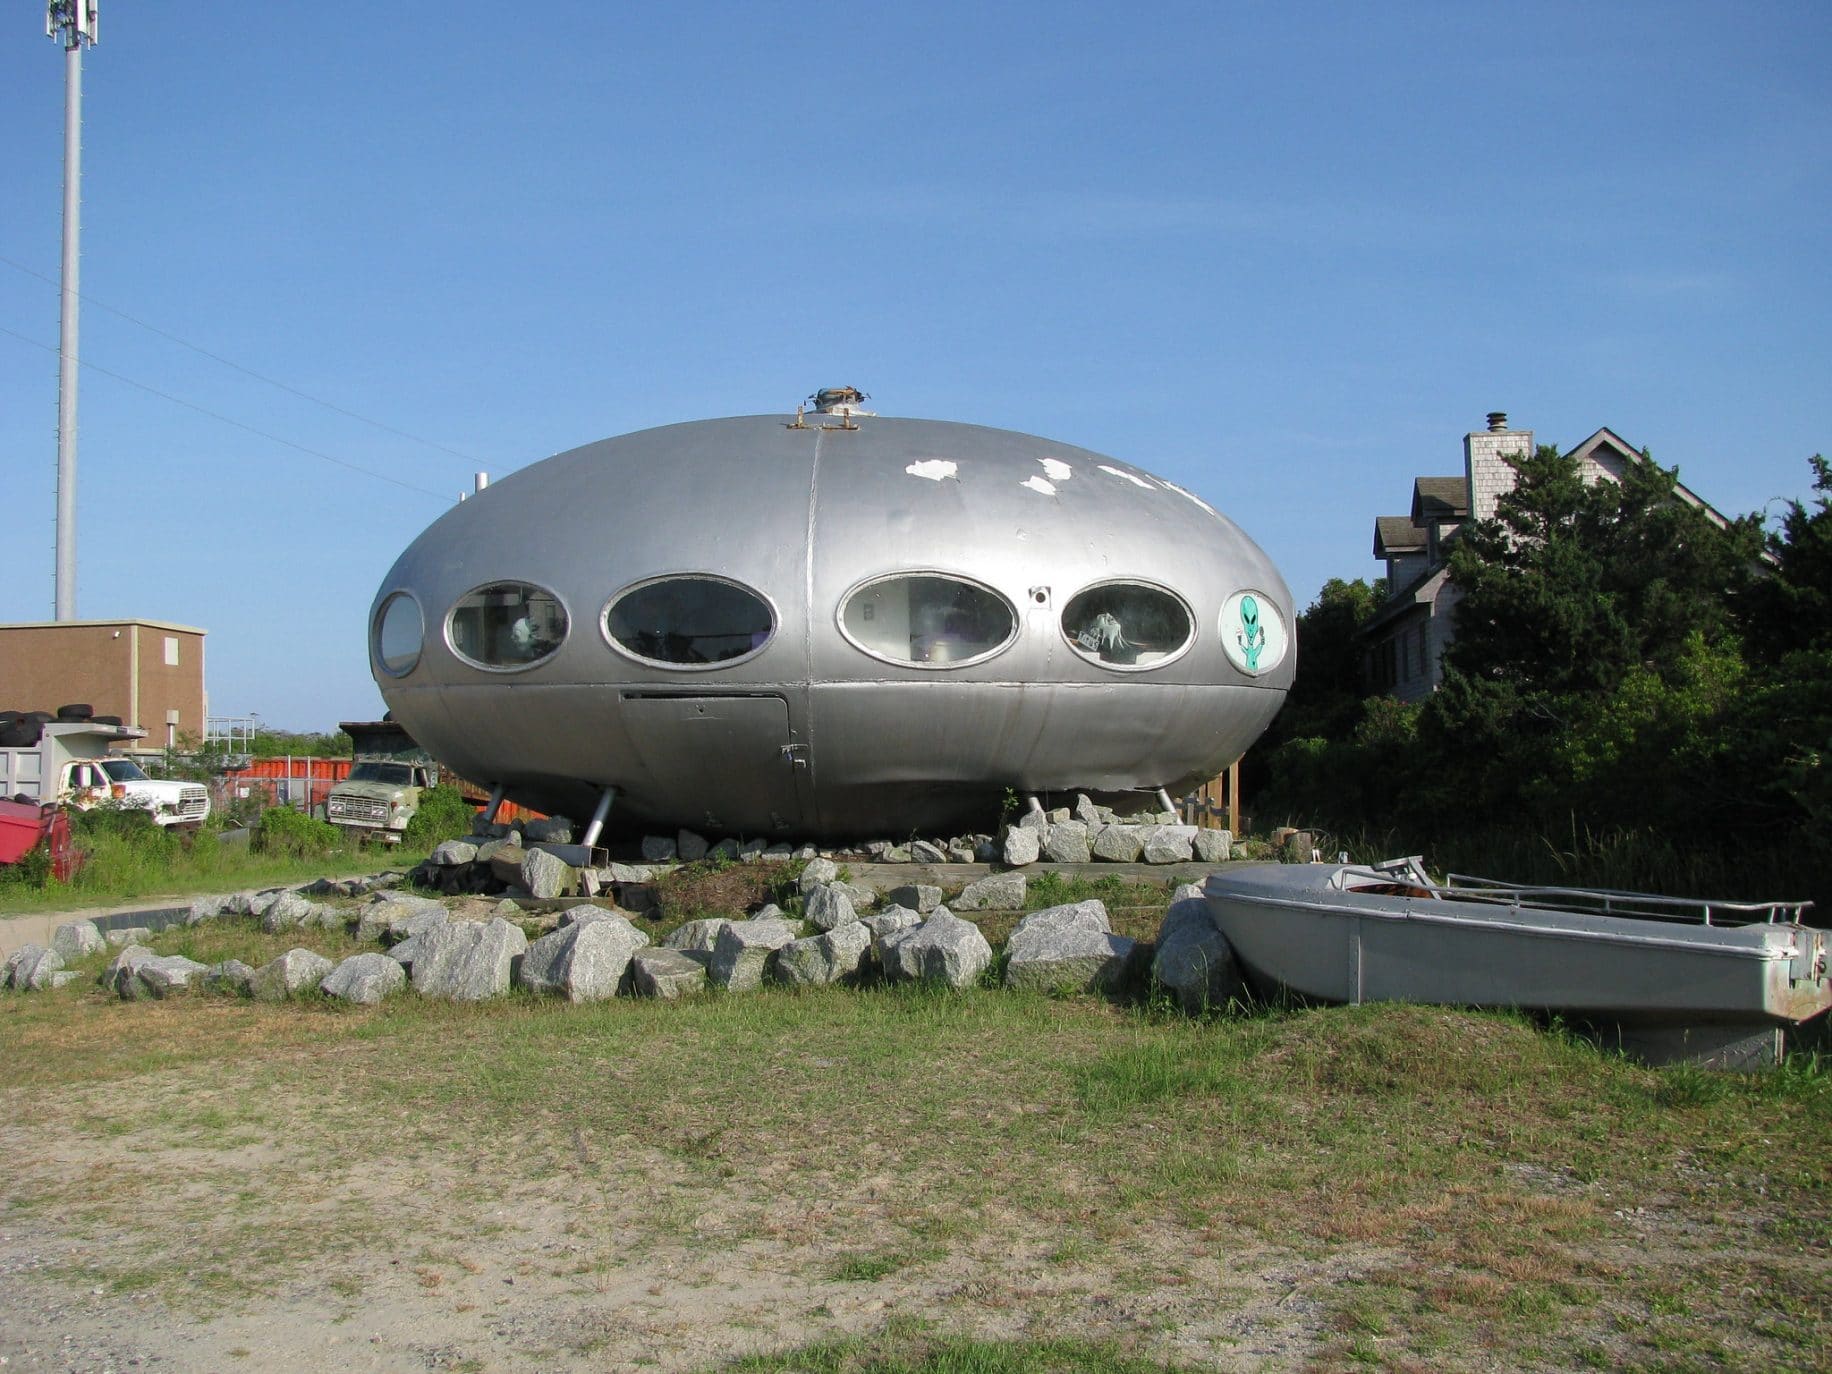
[1227,758,1241,836]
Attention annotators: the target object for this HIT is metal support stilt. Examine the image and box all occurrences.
[1155,787,1176,816]
[580,786,617,850]
[1025,794,1046,819]
[480,784,505,828]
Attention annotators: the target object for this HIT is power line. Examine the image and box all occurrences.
[0,321,454,502]
[0,251,487,468]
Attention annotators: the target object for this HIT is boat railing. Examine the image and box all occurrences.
[1440,873,1813,927]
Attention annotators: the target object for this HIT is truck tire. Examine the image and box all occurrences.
[0,723,39,747]
[91,714,123,726]
[24,710,54,723]
[56,703,94,720]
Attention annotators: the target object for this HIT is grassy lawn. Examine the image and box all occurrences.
[0,835,420,916]
[2,923,1827,1371]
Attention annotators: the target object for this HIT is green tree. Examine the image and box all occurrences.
[249,729,354,758]
[1747,454,1832,661]
[1249,577,1387,828]
[1272,577,1384,742]
[1404,446,1763,833]
[1441,445,1763,696]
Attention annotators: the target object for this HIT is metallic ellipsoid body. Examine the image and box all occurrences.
[370,411,1295,837]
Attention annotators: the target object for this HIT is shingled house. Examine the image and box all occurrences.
[1363,413,1733,701]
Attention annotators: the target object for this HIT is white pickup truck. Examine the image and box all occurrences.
[0,720,210,829]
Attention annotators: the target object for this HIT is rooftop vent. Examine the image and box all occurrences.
[1487,411,1509,432]
[810,386,874,417]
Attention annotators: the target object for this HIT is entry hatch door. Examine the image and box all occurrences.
[619,693,801,833]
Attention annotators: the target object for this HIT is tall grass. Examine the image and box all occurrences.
[1433,820,1825,912]
[0,808,417,913]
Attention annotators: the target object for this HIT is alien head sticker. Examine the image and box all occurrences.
[1222,590,1288,677]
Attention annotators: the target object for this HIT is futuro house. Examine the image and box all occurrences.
[369,393,1294,840]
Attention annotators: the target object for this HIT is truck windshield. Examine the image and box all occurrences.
[348,762,414,785]
[99,759,152,783]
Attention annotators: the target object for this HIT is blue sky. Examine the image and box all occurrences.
[2,2,1826,730]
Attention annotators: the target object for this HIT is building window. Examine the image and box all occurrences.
[604,576,775,668]
[1060,581,1194,670]
[448,582,568,670]
[164,636,179,667]
[839,573,1016,667]
[373,592,425,677]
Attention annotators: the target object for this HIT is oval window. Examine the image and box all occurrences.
[373,591,424,677]
[605,576,775,667]
[447,582,568,670]
[1061,582,1194,669]
[1221,589,1289,676]
[840,573,1016,667]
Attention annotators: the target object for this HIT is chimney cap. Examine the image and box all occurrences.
[1486,411,1509,432]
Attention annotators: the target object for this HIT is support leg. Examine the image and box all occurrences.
[580,786,618,850]
[1156,787,1176,816]
[480,784,505,829]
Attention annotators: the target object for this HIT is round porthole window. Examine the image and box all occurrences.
[1060,581,1194,670]
[447,582,568,670]
[604,575,775,667]
[373,591,424,677]
[839,573,1016,668]
[1221,589,1288,676]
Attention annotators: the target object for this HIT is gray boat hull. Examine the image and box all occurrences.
[1203,864,1831,1067]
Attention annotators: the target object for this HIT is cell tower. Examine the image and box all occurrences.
[47,1,99,621]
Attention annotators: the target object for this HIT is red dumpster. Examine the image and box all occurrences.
[0,800,76,881]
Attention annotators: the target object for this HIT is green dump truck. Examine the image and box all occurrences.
[324,719,439,843]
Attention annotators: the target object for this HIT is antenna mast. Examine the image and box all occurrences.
[47,1,99,620]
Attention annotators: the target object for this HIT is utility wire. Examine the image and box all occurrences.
[0,251,486,468]
[0,322,453,502]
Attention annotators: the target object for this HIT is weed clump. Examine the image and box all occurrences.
[253,805,343,859]
[653,858,791,921]
[402,784,473,849]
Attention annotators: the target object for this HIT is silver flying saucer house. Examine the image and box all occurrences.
[369,389,1294,843]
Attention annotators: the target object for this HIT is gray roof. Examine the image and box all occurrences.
[1411,476,1468,522]
[1373,515,1425,558]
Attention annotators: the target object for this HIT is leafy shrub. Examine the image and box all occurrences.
[402,784,473,850]
[253,804,342,858]
[64,803,182,895]
[72,801,179,858]
[0,839,53,890]
[215,783,276,829]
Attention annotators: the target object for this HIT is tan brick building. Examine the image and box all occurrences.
[0,619,207,753]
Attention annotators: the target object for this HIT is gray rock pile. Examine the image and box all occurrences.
[411,918,528,1001]
[1004,900,1140,994]
[4,943,69,991]
[321,953,405,1005]
[1151,883,1249,1013]
[519,908,649,1002]
[997,796,1229,869]
[7,806,1262,1019]
[710,917,800,991]
[876,909,993,989]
